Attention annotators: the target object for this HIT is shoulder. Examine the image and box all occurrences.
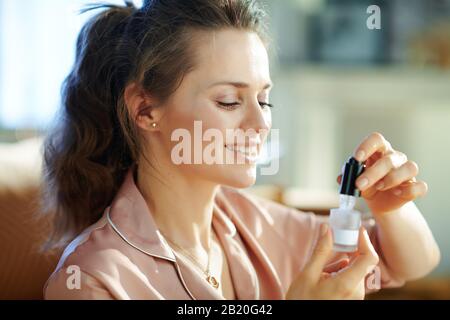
[44,266,114,300]
[44,216,138,299]
[55,216,131,272]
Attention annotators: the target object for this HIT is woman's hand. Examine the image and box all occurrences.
[338,132,428,215]
[286,224,379,300]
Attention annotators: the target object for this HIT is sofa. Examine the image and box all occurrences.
[0,137,60,299]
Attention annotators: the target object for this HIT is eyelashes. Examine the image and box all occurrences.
[217,101,274,110]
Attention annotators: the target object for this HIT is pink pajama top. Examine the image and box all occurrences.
[44,167,404,299]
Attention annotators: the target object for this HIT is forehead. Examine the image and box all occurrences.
[191,29,271,86]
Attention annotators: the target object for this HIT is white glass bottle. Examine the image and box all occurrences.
[330,157,365,253]
[330,194,361,252]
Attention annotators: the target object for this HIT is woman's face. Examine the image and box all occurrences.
[156,28,272,188]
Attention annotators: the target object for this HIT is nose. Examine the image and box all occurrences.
[241,98,271,137]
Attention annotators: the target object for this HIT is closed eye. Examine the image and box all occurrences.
[217,101,274,110]
[259,102,274,109]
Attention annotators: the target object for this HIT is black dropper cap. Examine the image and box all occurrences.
[340,157,365,197]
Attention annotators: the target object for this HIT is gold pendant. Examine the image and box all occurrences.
[206,275,220,289]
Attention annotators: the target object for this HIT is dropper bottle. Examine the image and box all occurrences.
[330,157,366,252]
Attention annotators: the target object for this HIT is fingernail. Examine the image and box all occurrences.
[321,223,329,237]
[393,189,402,196]
[375,182,384,190]
[357,177,369,190]
[355,150,365,161]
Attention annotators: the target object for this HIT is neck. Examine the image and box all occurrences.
[136,160,219,252]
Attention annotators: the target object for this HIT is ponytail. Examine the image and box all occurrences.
[41,2,138,250]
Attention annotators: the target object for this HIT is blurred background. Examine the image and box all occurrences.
[0,0,449,299]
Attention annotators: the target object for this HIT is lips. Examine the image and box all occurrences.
[224,144,257,155]
[224,144,260,163]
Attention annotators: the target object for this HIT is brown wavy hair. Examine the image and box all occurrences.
[41,0,270,250]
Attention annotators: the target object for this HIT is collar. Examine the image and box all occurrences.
[106,165,238,262]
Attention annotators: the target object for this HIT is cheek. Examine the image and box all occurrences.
[161,100,233,155]
[194,101,239,134]
[161,100,198,137]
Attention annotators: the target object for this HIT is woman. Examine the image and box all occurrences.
[42,0,440,300]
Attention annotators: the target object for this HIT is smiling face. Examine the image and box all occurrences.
[150,28,273,188]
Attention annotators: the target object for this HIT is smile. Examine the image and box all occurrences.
[224,144,259,163]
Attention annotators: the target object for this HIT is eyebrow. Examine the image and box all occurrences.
[208,81,273,90]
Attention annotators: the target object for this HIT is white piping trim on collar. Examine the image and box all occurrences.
[106,206,197,300]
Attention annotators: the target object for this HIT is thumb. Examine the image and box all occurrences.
[334,227,379,288]
[302,223,333,283]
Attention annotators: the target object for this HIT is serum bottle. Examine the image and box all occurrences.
[330,157,366,252]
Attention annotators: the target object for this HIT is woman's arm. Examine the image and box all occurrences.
[372,202,440,281]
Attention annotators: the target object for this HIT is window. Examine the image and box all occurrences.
[0,0,142,130]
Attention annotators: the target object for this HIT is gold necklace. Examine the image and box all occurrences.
[164,232,220,289]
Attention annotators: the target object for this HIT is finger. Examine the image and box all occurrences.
[329,228,379,293]
[333,252,351,261]
[374,160,419,191]
[354,132,394,162]
[365,151,383,167]
[390,180,428,200]
[337,174,342,184]
[321,272,332,280]
[356,151,407,191]
[323,259,350,273]
[302,223,333,283]
[362,177,418,201]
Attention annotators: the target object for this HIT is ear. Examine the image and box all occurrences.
[124,82,163,131]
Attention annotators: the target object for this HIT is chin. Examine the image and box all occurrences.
[219,165,257,189]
